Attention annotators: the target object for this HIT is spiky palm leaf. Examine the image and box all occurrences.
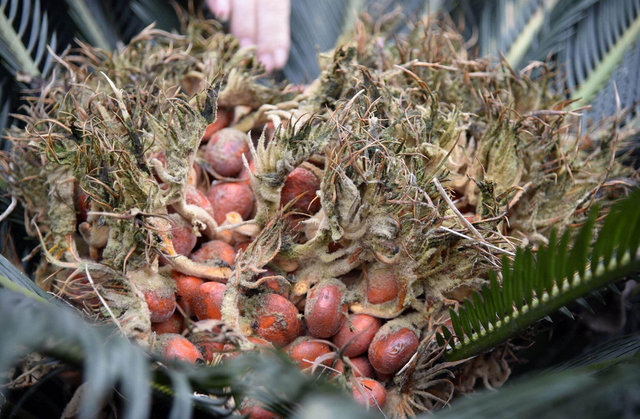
[438,188,640,361]
[64,0,116,50]
[516,0,640,112]
[0,0,56,77]
[476,0,561,66]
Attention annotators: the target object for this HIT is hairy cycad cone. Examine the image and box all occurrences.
[2,14,637,417]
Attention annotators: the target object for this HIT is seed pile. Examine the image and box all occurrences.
[2,16,636,418]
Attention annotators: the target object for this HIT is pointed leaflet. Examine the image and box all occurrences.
[535,240,548,300]
[555,232,570,290]
[617,190,640,264]
[465,298,482,335]
[501,255,514,317]
[523,249,535,306]
[449,307,465,342]
[482,284,498,327]
[512,248,525,311]
[474,292,489,331]
[567,208,597,284]
[627,191,640,258]
[576,298,594,314]
[544,230,558,292]
[459,307,474,339]
[490,271,505,319]
[441,324,453,342]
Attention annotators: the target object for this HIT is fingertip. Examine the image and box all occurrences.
[258,54,274,73]
[273,47,289,70]
[240,37,254,48]
[212,0,231,21]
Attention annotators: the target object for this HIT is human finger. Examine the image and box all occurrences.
[255,0,291,71]
[207,0,231,21]
[230,0,257,48]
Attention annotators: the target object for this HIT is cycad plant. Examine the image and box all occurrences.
[1,1,640,419]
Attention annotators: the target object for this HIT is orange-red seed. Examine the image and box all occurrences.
[305,282,347,338]
[368,328,419,374]
[193,282,227,320]
[207,182,254,224]
[280,167,321,214]
[332,314,382,357]
[351,378,387,408]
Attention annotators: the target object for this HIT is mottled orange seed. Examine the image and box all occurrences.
[184,185,215,218]
[144,291,176,323]
[193,282,227,320]
[196,341,225,363]
[190,240,236,266]
[368,328,419,374]
[207,182,254,224]
[201,108,233,143]
[251,294,301,347]
[280,167,321,214]
[332,314,382,357]
[172,272,203,315]
[366,268,399,304]
[351,378,387,408]
[152,312,183,335]
[305,282,347,338]
[162,335,204,364]
[285,337,331,369]
[350,355,376,379]
[205,128,250,177]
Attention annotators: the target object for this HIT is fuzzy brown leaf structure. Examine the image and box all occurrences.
[1,16,636,417]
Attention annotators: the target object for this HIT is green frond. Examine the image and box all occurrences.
[478,0,562,66]
[545,335,640,374]
[130,0,180,32]
[0,0,56,77]
[570,0,640,107]
[432,337,640,419]
[0,254,56,304]
[439,188,640,361]
[64,0,114,50]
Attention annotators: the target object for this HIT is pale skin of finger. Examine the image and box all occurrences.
[206,0,291,72]
[207,0,231,21]
[255,0,291,71]
[230,0,257,48]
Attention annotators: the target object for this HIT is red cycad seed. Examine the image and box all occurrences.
[204,128,250,177]
[305,279,348,338]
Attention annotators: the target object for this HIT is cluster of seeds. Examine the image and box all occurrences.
[3,16,636,418]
